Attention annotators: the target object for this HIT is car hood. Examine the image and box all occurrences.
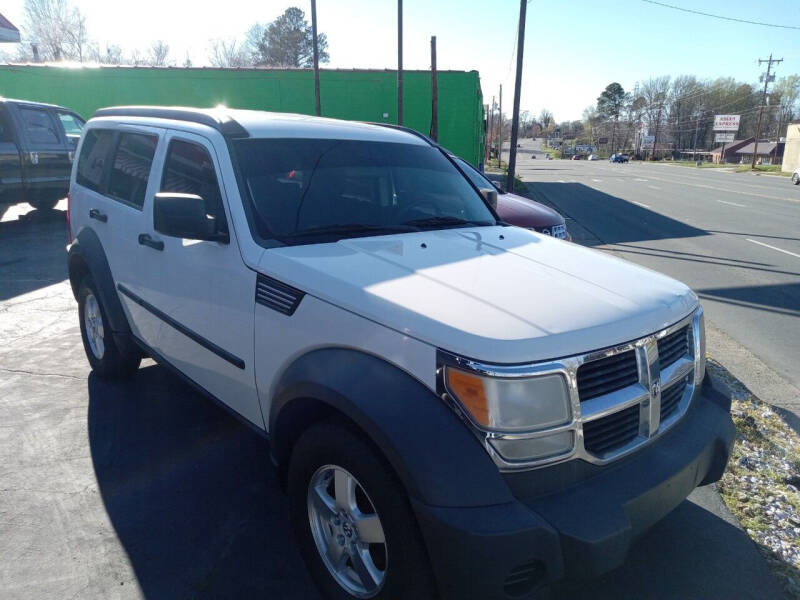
[495,192,564,228]
[259,226,697,364]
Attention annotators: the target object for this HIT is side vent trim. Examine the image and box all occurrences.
[256,274,304,316]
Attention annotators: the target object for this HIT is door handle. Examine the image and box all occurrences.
[138,233,164,251]
[89,208,107,223]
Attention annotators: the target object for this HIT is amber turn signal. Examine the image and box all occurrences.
[446,367,489,427]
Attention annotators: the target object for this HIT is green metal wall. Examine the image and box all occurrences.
[0,65,484,165]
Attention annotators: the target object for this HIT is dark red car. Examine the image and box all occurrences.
[452,156,570,240]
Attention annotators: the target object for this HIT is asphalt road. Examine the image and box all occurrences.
[0,202,785,598]
[508,141,800,421]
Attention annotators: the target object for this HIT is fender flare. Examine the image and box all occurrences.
[269,348,514,508]
[67,227,130,336]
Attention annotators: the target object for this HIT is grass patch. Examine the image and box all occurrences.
[709,360,800,598]
[734,165,792,176]
[665,161,731,169]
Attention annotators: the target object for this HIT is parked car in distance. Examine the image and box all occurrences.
[793,167,799,185]
[610,153,629,163]
[588,154,599,161]
[571,154,582,160]
[68,107,734,600]
[0,97,85,210]
[451,155,570,240]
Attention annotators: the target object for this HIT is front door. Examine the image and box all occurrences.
[13,104,72,202]
[127,131,261,428]
[0,105,22,202]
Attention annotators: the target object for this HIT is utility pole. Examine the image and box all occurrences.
[497,84,502,166]
[692,113,700,159]
[751,53,782,169]
[506,0,527,192]
[430,36,438,141]
[488,96,495,161]
[397,0,403,125]
[310,0,321,116]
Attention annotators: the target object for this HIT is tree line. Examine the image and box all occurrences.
[533,74,800,157]
[1,0,329,69]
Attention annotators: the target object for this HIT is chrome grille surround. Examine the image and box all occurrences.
[437,307,704,472]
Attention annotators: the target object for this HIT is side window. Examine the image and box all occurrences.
[56,112,84,136]
[107,133,158,209]
[0,107,14,143]
[160,139,226,227]
[76,129,116,192]
[19,107,60,144]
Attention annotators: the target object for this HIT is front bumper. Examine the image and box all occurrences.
[411,385,735,600]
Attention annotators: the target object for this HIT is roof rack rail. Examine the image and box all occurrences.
[367,122,437,147]
[91,106,249,138]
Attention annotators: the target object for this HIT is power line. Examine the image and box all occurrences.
[638,0,800,30]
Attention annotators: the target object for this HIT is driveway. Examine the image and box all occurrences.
[0,202,784,599]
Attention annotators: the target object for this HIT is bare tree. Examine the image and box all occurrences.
[538,109,554,130]
[641,76,670,159]
[208,39,250,68]
[22,0,89,61]
[147,40,170,66]
[88,43,123,64]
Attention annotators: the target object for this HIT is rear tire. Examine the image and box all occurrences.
[288,420,437,600]
[78,276,141,379]
[793,173,799,185]
[29,197,59,211]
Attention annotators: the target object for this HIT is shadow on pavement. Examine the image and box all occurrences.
[87,366,320,600]
[529,182,707,245]
[88,363,783,600]
[0,206,68,300]
[698,282,800,318]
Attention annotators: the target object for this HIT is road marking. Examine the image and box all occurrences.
[647,185,661,190]
[717,199,745,207]
[635,178,649,182]
[557,179,566,183]
[592,178,602,182]
[746,239,800,259]
[631,200,651,208]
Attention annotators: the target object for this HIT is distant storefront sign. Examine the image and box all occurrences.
[575,144,595,153]
[714,132,735,143]
[642,135,655,149]
[598,137,608,145]
[714,115,740,132]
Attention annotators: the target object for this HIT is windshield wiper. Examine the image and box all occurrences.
[288,223,419,238]
[401,216,493,229]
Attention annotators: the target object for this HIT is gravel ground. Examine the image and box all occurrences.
[711,360,800,598]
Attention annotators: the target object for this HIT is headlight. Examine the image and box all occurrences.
[693,307,706,385]
[443,366,574,462]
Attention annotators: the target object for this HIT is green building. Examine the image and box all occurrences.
[0,65,485,166]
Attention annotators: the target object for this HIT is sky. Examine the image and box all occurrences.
[2,0,800,121]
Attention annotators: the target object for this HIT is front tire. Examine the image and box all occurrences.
[288,420,437,600]
[78,277,141,379]
[793,173,799,185]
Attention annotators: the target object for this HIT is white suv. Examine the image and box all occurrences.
[67,107,734,600]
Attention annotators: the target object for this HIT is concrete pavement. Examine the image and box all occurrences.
[0,201,784,599]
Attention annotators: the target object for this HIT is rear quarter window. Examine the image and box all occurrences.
[76,129,116,193]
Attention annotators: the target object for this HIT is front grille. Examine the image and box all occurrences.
[583,404,640,455]
[658,326,690,368]
[577,350,639,401]
[660,376,689,420]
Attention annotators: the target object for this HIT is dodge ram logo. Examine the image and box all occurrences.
[651,379,661,397]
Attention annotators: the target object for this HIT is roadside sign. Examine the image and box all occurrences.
[642,135,655,149]
[714,115,740,132]
[598,137,608,145]
[714,132,735,143]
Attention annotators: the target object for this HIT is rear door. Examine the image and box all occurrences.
[0,104,22,201]
[13,103,72,200]
[54,110,85,155]
[71,126,161,314]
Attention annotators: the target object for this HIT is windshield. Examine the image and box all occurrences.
[234,138,496,244]
[454,157,495,191]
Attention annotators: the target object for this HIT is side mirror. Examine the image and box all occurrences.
[154,192,228,242]
[479,188,498,210]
